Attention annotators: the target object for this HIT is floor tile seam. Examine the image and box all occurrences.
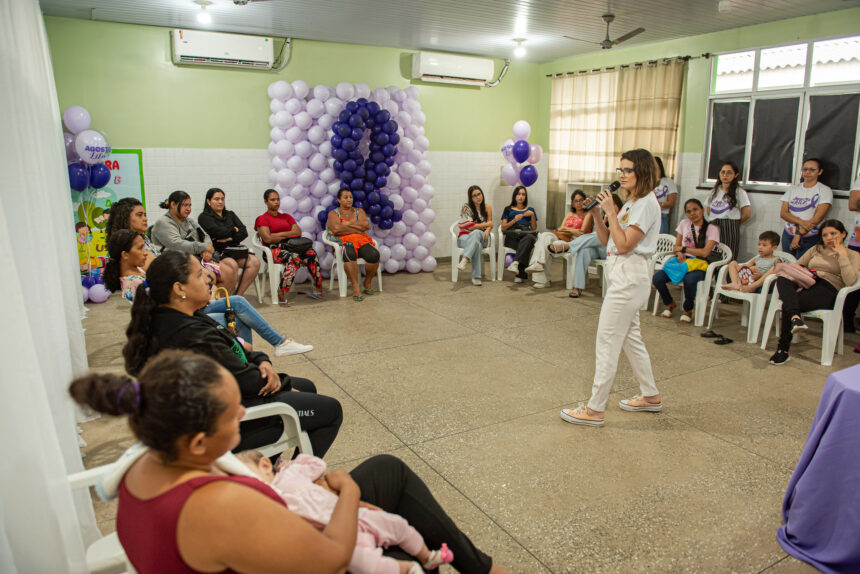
[756,554,789,573]
[403,444,557,574]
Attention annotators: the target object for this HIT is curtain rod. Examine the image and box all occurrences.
[545,54,710,78]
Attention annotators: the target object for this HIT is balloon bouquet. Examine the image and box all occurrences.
[500,120,543,267]
[64,105,113,304]
[266,81,437,280]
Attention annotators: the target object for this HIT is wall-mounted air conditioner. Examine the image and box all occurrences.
[171,29,274,69]
[411,52,494,86]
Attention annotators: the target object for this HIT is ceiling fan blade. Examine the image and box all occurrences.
[563,35,601,45]
[612,27,645,46]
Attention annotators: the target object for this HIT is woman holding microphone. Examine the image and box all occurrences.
[560,149,663,427]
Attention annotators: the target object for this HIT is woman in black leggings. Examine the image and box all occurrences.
[123,250,342,456]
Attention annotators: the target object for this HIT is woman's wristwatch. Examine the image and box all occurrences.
[681,246,687,254]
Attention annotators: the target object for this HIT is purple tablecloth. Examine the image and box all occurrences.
[777,363,860,574]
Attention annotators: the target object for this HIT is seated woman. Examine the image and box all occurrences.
[526,189,594,288]
[103,230,312,357]
[255,189,324,306]
[198,187,261,297]
[122,251,340,455]
[325,188,381,302]
[558,193,624,298]
[769,219,860,365]
[105,197,158,268]
[501,185,537,284]
[780,158,832,258]
[456,185,494,286]
[69,350,509,574]
[151,190,239,293]
[652,199,721,324]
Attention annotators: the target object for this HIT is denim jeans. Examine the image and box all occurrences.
[781,230,819,259]
[660,213,670,234]
[457,230,488,279]
[204,295,283,346]
[652,269,706,312]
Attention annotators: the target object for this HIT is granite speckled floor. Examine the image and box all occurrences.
[79,261,857,573]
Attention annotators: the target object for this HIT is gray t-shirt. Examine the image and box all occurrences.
[751,255,776,274]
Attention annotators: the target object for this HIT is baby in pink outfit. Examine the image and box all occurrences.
[238,451,453,574]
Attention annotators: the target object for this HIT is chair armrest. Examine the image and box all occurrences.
[834,273,860,311]
[714,265,729,286]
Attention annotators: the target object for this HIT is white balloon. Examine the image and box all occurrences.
[405,86,420,100]
[335,82,355,101]
[384,258,399,274]
[378,245,391,263]
[384,100,399,115]
[411,221,426,236]
[397,111,412,127]
[391,244,407,260]
[321,194,336,208]
[289,184,308,199]
[309,153,328,172]
[410,174,426,189]
[267,83,278,99]
[355,83,371,99]
[416,136,430,151]
[412,198,427,213]
[297,168,316,187]
[414,111,426,126]
[271,80,292,100]
[387,172,401,189]
[270,99,284,114]
[406,124,421,140]
[402,186,418,203]
[285,126,305,143]
[277,169,297,187]
[312,240,325,255]
[299,216,317,233]
[313,85,331,101]
[297,197,314,213]
[291,80,310,100]
[404,98,421,114]
[306,99,326,119]
[419,208,436,225]
[268,168,278,184]
[318,114,335,131]
[284,98,303,115]
[275,139,294,156]
[413,245,429,260]
[399,137,414,154]
[420,231,436,248]
[417,160,432,176]
[272,156,285,170]
[399,162,416,179]
[372,87,389,103]
[383,234,398,247]
[328,181,341,194]
[270,127,285,142]
[325,98,345,117]
[307,125,327,144]
[319,141,333,157]
[420,184,435,200]
[320,167,336,183]
[280,195,298,213]
[294,141,313,159]
[294,112,313,130]
[406,258,422,273]
[392,90,407,103]
[274,110,293,129]
[268,142,278,156]
[391,221,407,237]
[390,194,404,210]
[402,209,419,226]
[310,180,328,197]
[421,255,437,272]
[321,252,334,271]
[408,149,423,165]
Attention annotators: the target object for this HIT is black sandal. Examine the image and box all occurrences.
[700,330,720,338]
[714,336,734,345]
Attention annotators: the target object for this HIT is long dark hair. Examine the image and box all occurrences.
[466,185,488,222]
[818,219,847,245]
[103,229,139,293]
[159,190,190,211]
[621,149,659,199]
[571,189,586,213]
[654,156,666,180]
[123,251,194,376]
[204,188,225,214]
[69,350,227,463]
[105,197,143,243]
[709,160,741,209]
[509,185,528,208]
[684,198,711,249]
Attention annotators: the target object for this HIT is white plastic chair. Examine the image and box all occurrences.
[251,232,283,305]
[67,403,311,573]
[642,233,679,311]
[651,242,733,326]
[759,271,860,366]
[321,231,383,297]
[449,222,496,282]
[496,227,516,281]
[244,239,268,304]
[707,251,795,343]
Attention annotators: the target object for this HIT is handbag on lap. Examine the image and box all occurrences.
[773,261,816,289]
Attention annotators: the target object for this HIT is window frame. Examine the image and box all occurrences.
[702,35,860,196]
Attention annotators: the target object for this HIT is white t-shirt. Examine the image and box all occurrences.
[706,186,751,220]
[781,181,833,236]
[608,193,661,257]
[850,176,860,248]
[653,177,678,215]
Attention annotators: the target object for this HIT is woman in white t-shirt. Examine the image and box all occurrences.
[653,156,678,234]
[780,158,832,258]
[560,149,662,427]
[845,176,860,340]
[706,160,750,261]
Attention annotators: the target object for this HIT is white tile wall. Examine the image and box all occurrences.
[142,148,549,259]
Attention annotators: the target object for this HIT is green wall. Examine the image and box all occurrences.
[537,7,860,154]
[45,17,543,151]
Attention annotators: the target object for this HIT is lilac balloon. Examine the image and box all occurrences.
[270,99,285,113]
[406,259,422,273]
[399,137,414,154]
[285,126,305,143]
[268,114,278,128]
[419,185,435,201]
[87,284,111,303]
[392,90,407,103]
[405,124,421,140]
[412,198,427,213]
[397,111,412,127]
[294,112,313,130]
[416,160,431,176]
[289,184,308,199]
[405,86,420,99]
[270,127,285,142]
[419,209,435,225]
[390,194,404,210]
[299,216,317,233]
[512,120,531,140]
[419,232,437,248]
[528,144,543,164]
[286,156,307,172]
[372,87,390,103]
[313,85,331,101]
[268,169,278,184]
[407,149,423,165]
[413,245,429,260]
[391,244,407,260]
[271,80,293,100]
[64,132,79,161]
[355,83,371,99]
[291,80,310,100]
[502,163,519,186]
[383,259,400,274]
[387,172,401,189]
[319,141,333,158]
[402,186,418,203]
[272,156,286,170]
[414,111,427,126]
[320,167,336,183]
[306,99,326,119]
[281,195,298,212]
[335,82,355,101]
[327,182,341,195]
[412,221,427,236]
[274,110,294,129]
[384,100,399,115]
[294,141,313,159]
[403,233,420,250]
[399,162,416,179]
[275,139,294,156]
[63,106,91,134]
[410,174,426,189]
[294,267,310,284]
[421,256,437,272]
[297,168,315,187]
[310,180,328,198]
[325,98,345,117]
[268,142,278,156]
[415,136,430,151]
[309,153,328,172]
[318,114,335,131]
[284,98,303,115]
[378,245,391,263]
[501,138,515,162]
[297,197,314,213]
[401,209,419,226]
[82,284,90,303]
[391,221,408,237]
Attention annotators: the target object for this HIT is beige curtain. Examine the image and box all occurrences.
[547,59,686,224]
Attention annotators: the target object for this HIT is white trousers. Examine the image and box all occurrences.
[529,231,556,284]
[588,253,659,412]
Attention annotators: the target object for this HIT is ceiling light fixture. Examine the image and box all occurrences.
[513,38,527,58]
[718,0,732,13]
[195,0,212,24]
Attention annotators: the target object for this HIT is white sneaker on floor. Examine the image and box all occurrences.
[506,261,519,274]
[525,263,544,274]
[275,338,313,357]
[472,278,482,286]
[457,257,469,271]
[514,277,524,283]
[533,281,550,288]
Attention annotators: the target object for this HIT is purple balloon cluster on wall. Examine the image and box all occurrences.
[500,120,542,188]
[267,81,437,280]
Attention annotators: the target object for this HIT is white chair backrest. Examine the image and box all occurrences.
[449,221,459,240]
[656,233,676,254]
[774,250,796,263]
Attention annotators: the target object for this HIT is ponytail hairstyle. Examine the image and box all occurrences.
[69,350,228,463]
[466,185,487,222]
[158,190,190,211]
[105,197,143,243]
[123,251,194,376]
[103,229,139,293]
[204,188,225,214]
[621,149,659,200]
[710,160,741,209]
[684,198,711,249]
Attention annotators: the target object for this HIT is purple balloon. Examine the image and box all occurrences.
[68,163,89,191]
[89,163,111,189]
[505,253,515,267]
[520,165,538,187]
[82,284,90,303]
[512,140,530,163]
[64,132,79,161]
[87,284,111,303]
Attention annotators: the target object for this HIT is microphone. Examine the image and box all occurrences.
[583,181,621,211]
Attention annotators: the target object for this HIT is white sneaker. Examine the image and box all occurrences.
[514,277,524,283]
[275,338,313,357]
[457,257,469,271]
[525,263,544,274]
[472,278,482,286]
[506,261,519,274]
[533,281,549,288]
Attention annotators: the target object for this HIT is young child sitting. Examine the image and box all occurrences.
[238,450,454,574]
[723,231,781,293]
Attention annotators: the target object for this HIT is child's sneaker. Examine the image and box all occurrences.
[423,543,454,570]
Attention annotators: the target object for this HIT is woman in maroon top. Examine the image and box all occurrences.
[255,189,324,306]
[69,350,509,574]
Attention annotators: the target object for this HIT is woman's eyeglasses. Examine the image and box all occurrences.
[615,168,634,176]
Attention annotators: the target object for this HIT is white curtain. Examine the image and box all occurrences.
[0,0,98,571]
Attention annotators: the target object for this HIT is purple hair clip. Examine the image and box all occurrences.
[116,380,141,415]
